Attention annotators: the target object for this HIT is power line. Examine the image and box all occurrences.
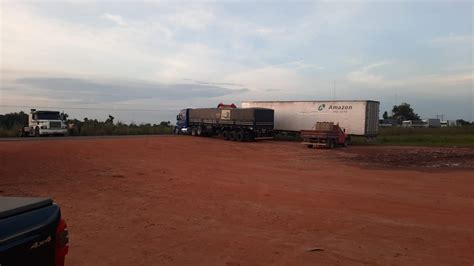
[435,114,446,121]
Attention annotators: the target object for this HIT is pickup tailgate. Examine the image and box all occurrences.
[300,130,338,139]
[0,197,60,266]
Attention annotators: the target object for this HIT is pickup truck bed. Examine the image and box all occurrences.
[300,123,349,149]
[0,197,53,219]
[0,197,68,266]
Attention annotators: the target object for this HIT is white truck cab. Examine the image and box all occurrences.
[23,109,68,136]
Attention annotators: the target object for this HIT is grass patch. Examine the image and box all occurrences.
[352,126,474,147]
[274,126,474,147]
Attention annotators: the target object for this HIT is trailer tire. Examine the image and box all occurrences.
[191,127,197,136]
[222,130,230,140]
[236,131,244,142]
[34,127,40,137]
[328,139,335,149]
[229,130,236,141]
[307,144,313,149]
[247,131,255,141]
[197,127,202,136]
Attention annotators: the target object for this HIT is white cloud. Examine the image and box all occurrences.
[1,3,223,83]
[347,62,390,84]
[165,7,215,30]
[101,13,127,26]
[346,61,473,95]
[431,34,474,45]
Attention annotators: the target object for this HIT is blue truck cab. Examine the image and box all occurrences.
[174,109,189,134]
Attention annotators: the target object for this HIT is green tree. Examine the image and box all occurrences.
[105,115,114,125]
[392,103,420,124]
[456,119,471,126]
[60,112,69,121]
[382,111,389,119]
[0,111,29,128]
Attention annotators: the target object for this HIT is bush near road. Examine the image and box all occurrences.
[76,119,172,136]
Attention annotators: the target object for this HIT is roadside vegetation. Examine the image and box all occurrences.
[352,126,474,147]
[371,103,474,147]
[276,126,474,147]
[0,112,29,137]
[0,112,172,137]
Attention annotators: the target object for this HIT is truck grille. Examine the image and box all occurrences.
[49,121,62,128]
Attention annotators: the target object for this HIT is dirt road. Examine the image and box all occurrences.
[1,136,473,265]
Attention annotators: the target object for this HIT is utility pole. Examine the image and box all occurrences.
[333,80,336,101]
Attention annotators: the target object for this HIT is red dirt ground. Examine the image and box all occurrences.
[1,136,473,265]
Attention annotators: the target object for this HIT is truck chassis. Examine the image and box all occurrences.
[187,120,273,141]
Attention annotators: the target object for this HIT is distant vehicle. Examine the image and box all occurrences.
[20,109,68,137]
[379,118,398,127]
[422,119,441,128]
[0,197,69,266]
[401,120,424,128]
[300,122,349,149]
[241,100,379,137]
[174,107,274,141]
[441,120,458,127]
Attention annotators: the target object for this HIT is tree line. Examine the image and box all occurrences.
[0,111,173,137]
[382,103,471,126]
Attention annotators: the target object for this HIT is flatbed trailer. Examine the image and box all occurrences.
[175,107,274,141]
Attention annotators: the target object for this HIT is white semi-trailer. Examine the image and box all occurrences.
[21,109,68,136]
[241,100,380,136]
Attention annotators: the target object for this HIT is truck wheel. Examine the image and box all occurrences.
[236,131,244,142]
[191,127,197,136]
[246,131,255,141]
[222,130,230,140]
[307,144,313,149]
[343,139,349,147]
[197,127,202,136]
[328,139,335,149]
[35,127,40,137]
[229,131,236,141]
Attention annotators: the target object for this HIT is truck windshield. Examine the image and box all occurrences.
[36,111,61,120]
[177,110,186,121]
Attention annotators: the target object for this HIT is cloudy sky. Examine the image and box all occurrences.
[1,1,473,123]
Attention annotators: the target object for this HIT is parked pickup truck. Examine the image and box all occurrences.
[301,122,349,149]
[0,197,69,266]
